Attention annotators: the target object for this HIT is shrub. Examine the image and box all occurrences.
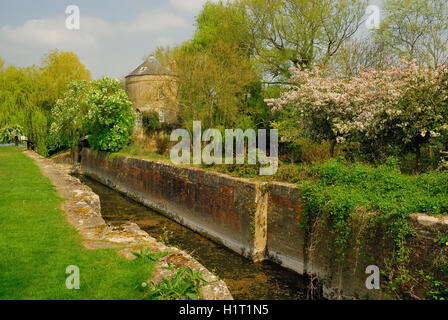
[85,77,135,153]
[272,162,311,183]
[49,80,91,151]
[155,136,170,155]
[0,124,22,144]
[142,111,161,134]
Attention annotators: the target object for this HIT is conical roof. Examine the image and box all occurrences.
[126,56,174,77]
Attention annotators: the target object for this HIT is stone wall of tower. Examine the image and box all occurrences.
[125,74,180,128]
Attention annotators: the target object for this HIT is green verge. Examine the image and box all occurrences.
[0,146,158,300]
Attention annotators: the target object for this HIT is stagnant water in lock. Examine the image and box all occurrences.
[79,175,311,300]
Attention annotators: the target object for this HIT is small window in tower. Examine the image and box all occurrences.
[158,87,165,100]
[138,66,148,74]
[159,110,165,123]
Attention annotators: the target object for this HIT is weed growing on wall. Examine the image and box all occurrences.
[143,263,206,300]
[132,248,169,262]
[142,111,162,134]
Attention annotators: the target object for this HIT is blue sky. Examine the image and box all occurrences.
[0,0,382,79]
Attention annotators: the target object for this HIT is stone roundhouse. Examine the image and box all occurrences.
[125,56,180,133]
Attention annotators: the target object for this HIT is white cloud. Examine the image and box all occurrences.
[0,17,100,51]
[155,36,178,47]
[120,10,189,34]
[0,10,189,48]
[168,0,209,13]
[0,11,193,78]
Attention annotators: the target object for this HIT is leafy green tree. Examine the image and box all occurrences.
[49,80,91,151]
[191,1,253,55]
[156,41,257,130]
[0,51,92,156]
[32,111,49,156]
[0,66,39,128]
[241,0,367,81]
[85,77,135,153]
[39,50,91,111]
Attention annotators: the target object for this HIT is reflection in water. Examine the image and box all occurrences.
[79,175,309,300]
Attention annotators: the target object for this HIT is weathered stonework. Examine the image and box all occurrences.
[24,150,232,300]
[125,56,180,134]
[81,149,267,261]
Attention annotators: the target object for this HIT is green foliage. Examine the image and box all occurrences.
[155,136,170,155]
[143,263,207,300]
[39,50,91,110]
[159,225,174,245]
[49,80,91,150]
[438,152,448,171]
[30,110,49,157]
[50,78,137,154]
[300,158,448,260]
[437,232,448,247]
[0,66,41,149]
[85,77,135,153]
[240,0,367,79]
[299,158,448,298]
[142,111,161,134]
[424,274,448,300]
[192,1,252,54]
[132,248,169,262]
[0,124,22,143]
[0,51,91,156]
[156,41,257,130]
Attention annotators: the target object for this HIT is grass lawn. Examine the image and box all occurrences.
[0,147,156,300]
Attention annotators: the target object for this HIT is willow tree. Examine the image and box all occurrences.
[0,65,40,130]
[39,50,91,112]
[0,51,92,156]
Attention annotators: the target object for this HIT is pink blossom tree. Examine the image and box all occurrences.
[267,60,448,164]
